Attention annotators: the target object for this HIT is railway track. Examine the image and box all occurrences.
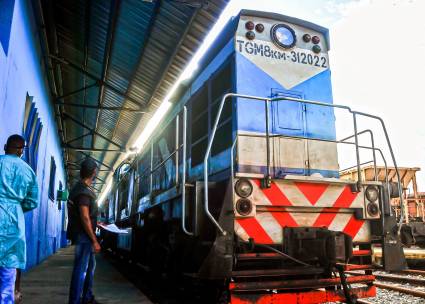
[346,271,425,286]
[374,282,425,298]
[396,269,425,276]
[374,272,425,285]
[347,269,425,303]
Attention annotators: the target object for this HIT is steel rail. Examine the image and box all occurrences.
[398,269,425,276]
[374,273,425,285]
[375,282,425,298]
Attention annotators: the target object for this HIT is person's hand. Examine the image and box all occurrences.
[92,241,101,253]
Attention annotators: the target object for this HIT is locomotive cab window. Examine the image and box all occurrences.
[211,62,232,156]
[118,177,129,219]
[137,155,151,199]
[190,86,209,167]
[190,61,233,166]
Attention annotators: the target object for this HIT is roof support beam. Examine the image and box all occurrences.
[55,102,147,113]
[66,161,111,172]
[77,151,113,170]
[62,113,123,148]
[93,0,121,152]
[94,175,106,183]
[49,55,146,109]
[67,168,111,172]
[55,82,98,100]
[34,0,69,170]
[82,0,92,137]
[65,132,92,145]
[64,145,125,153]
[108,0,160,143]
[144,5,199,107]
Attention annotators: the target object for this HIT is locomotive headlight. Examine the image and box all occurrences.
[302,33,311,43]
[255,23,264,33]
[245,21,255,30]
[312,45,321,54]
[367,202,380,217]
[312,35,321,44]
[365,186,379,202]
[271,24,296,49]
[246,31,255,40]
[235,179,253,198]
[236,199,253,216]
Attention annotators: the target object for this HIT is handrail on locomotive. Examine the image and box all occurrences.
[202,93,405,236]
[130,92,405,237]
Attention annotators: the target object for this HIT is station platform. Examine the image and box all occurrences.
[21,246,152,304]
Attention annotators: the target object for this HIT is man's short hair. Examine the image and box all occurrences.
[80,158,98,179]
[6,134,25,149]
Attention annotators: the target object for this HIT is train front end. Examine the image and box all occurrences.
[225,10,406,303]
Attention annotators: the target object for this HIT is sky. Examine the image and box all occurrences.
[221,0,425,190]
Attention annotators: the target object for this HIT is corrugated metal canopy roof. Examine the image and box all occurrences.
[35,0,229,194]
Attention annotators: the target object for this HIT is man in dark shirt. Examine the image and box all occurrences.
[67,158,101,304]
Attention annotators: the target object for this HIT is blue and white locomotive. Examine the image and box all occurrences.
[100,10,406,304]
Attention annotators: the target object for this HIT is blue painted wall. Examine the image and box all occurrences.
[0,0,67,269]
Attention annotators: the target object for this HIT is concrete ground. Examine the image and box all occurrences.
[21,246,152,304]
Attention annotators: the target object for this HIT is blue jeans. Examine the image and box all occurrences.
[68,234,96,304]
[0,267,16,304]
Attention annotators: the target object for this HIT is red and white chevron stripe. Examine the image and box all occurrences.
[234,179,370,244]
